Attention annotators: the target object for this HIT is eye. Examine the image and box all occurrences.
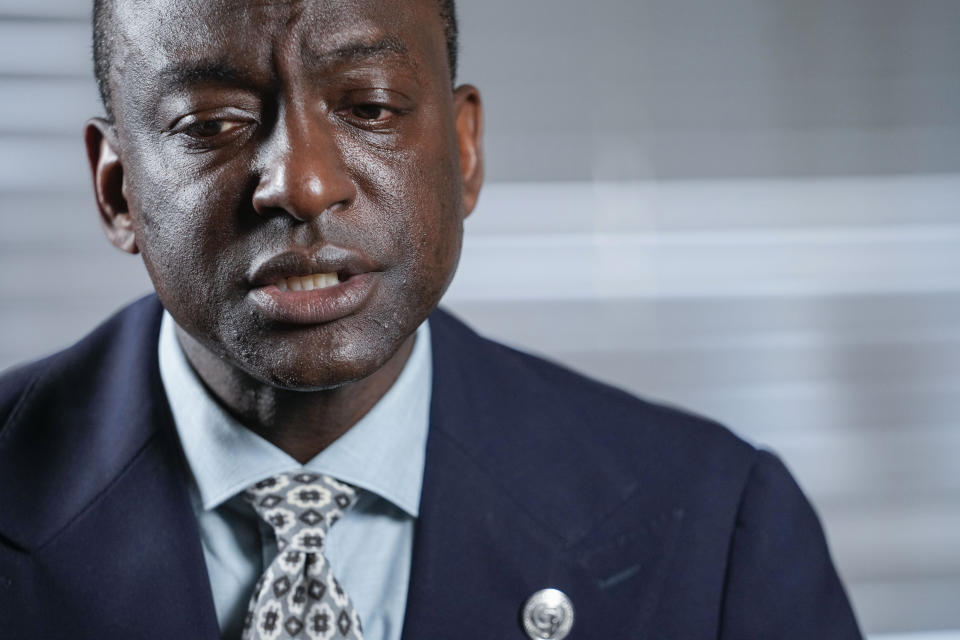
[347,104,392,122]
[182,118,245,139]
[334,89,413,130]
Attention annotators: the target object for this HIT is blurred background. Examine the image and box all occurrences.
[1,0,958,636]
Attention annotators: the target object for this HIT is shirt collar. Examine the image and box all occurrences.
[158,311,432,517]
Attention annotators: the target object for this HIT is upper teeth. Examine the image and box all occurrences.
[276,273,340,292]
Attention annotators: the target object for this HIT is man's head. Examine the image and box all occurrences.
[84,0,483,391]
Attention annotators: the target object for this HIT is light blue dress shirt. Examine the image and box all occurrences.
[158,311,432,640]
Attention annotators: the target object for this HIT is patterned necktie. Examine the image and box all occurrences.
[242,471,364,640]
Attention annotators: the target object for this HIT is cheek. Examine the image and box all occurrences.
[394,168,464,323]
[125,157,250,329]
[413,150,465,276]
[350,134,464,262]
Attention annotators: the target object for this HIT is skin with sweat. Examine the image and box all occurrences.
[85,0,484,462]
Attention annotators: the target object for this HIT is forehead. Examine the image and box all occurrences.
[110,0,444,87]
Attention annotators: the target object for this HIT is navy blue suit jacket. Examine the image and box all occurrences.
[0,296,861,638]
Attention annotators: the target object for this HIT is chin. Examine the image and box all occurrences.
[233,324,411,392]
[263,358,377,391]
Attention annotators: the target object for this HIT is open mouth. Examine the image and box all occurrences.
[249,267,377,325]
[245,246,380,324]
[274,272,341,292]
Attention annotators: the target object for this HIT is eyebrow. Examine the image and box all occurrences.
[301,36,413,70]
[155,60,258,94]
[154,37,413,94]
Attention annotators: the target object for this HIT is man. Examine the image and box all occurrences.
[0,0,862,638]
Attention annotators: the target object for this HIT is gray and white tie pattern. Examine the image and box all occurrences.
[242,472,364,640]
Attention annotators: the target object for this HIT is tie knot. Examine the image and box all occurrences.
[243,472,358,552]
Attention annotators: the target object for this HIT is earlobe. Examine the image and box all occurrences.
[84,118,138,254]
[453,85,484,217]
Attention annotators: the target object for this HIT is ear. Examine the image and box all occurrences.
[453,84,484,217]
[84,118,138,254]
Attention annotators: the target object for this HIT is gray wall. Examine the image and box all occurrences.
[2,0,959,634]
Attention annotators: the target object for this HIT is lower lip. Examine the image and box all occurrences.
[247,273,378,325]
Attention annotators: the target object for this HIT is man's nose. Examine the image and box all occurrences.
[251,111,355,221]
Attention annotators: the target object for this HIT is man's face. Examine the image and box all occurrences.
[89,0,482,389]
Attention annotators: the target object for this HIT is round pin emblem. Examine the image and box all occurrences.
[521,588,575,640]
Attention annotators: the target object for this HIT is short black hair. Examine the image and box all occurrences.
[92,0,459,122]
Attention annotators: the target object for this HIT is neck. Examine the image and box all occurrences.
[175,325,416,464]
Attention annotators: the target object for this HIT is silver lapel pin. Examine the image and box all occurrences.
[521,588,575,640]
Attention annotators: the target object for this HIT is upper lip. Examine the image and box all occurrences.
[247,245,379,288]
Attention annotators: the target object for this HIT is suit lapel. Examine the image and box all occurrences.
[401,427,569,638]
[37,431,221,638]
[402,310,685,639]
[0,296,219,638]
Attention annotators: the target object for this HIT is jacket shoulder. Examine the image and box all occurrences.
[428,307,761,543]
[0,296,162,433]
[0,354,50,437]
[430,306,757,469]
